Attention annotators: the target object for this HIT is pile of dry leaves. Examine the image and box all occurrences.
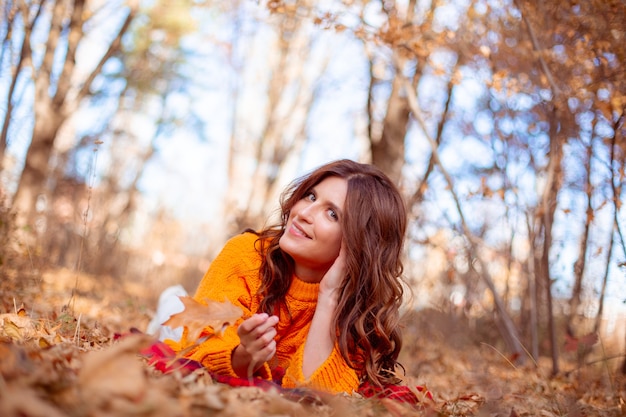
[0,267,624,416]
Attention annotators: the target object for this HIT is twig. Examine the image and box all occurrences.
[74,313,82,345]
[67,141,100,313]
[480,342,518,370]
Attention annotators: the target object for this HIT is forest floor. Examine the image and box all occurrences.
[0,266,624,417]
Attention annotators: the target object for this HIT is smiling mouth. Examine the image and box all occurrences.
[291,222,311,239]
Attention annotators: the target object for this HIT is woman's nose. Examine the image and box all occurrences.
[298,203,315,223]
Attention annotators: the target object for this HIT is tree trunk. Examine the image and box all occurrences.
[526,215,539,360]
[10,0,136,231]
[608,117,626,374]
[11,0,83,229]
[567,138,593,334]
[537,106,564,376]
[593,224,613,334]
[371,75,409,184]
[12,108,65,228]
[0,2,44,165]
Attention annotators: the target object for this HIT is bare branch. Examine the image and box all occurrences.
[408,66,455,207]
[0,0,45,157]
[394,52,524,359]
[513,0,562,97]
[36,0,66,104]
[52,0,85,108]
[74,4,137,105]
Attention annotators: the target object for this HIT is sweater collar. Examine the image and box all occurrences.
[287,276,319,302]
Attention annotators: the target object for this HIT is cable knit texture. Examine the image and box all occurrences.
[165,232,361,394]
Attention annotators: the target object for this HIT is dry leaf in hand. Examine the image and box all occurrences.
[163,296,243,343]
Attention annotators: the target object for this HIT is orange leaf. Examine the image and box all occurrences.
[163,296,243,343]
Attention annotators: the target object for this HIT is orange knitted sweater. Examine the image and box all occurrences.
[166,232,361,394]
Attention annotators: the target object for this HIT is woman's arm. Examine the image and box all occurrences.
[302,246,345,378]
[184,233,273,378]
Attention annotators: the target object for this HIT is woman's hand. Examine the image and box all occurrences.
[319,243,346,296]
[232,313,279,378]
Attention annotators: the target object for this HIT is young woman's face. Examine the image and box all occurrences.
[279,176,347,282]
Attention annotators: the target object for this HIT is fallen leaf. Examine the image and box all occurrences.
[0,384,66,417]
[16,304,27,316]
[163,296,243,343]
[440,393,485,416]
[78,333,154,407]
[0,313,35,341]
[2,319,23,341]
[380,397,417,417]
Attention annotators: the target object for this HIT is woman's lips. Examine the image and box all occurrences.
[290,222,311,238]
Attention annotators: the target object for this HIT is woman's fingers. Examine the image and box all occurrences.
[238,314,278,339]
[253,338,276,363]
[320,243,346,294]
[237,314,279,362]
[237,313,267,336]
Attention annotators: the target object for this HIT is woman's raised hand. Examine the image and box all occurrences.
[319,243,346,296]
[232,313,279,378]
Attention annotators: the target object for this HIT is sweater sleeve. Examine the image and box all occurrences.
[175,232,271,379]
[281,341,360,394]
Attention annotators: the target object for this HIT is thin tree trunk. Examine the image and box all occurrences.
[0,1,45,165]
[516,2,568,373]
[593,224,613,334]
[607,115,626,374]
[567,139,594,333]
[234,18,291,229]
[409,68,454,206]
[526,214,539,361]
[537,106,563,376]
[238,5,323,227]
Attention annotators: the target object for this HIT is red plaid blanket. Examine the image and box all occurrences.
[139,339,433,406]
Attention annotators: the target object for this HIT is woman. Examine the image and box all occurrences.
[166,159,408,394]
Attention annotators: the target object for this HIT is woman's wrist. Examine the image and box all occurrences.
[317,286,340,303]
[231,344,253,377]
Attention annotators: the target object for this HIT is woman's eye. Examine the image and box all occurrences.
[306,192,316,201]
[328,209,338,220]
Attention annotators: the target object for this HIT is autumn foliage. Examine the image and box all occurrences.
[1,0,626,415]
[162,296,243,343]
[1,267,624,417]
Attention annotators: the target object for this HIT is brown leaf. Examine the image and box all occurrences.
[0,313,35,341]
[380,398,417,417]
[16,304,27,316]
[78,333,153,406]
[2,319,23,341]
[163,296,243,343]
[0,384,66,417]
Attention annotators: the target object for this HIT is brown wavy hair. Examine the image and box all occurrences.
[253,159,407,387]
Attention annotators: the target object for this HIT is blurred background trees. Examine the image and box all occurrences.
[1,0,624,374]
